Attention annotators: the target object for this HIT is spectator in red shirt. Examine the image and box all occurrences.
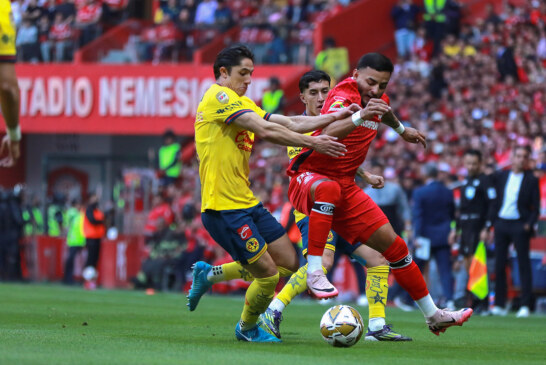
[75,0,103,47]
[144,194,175,240]
[50,12,74,62]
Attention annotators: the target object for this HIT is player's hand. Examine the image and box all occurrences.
[401,127,426,148]
[331,103,362,121]
[312,135,346,157]
[360,98,391,120]
[448,230,457,246]
[364,173,384,189]
[0,135,20,168]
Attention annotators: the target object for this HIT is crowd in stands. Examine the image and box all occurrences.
[12,0,130,62]
[140,0,354,63]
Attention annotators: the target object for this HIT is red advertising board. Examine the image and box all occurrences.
[13,64,309,136]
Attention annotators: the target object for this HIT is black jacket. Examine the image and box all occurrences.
[487,170,539,229]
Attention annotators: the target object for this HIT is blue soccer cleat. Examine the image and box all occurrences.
[187,261,212,311]
[235,322,282,343]
[257,308,283,339]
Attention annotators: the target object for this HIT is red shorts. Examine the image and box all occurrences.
[288,171,389,245]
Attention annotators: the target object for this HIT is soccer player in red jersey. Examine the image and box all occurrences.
[287,53,473,335]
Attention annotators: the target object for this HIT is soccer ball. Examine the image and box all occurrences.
[82,266,97,281]
[320,305,364,347]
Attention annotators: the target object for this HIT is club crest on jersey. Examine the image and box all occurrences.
[328,100,345,111]
[327,231,334,243]
[216,91,229,104]
[237,224,253,240]
[246,238,259,253]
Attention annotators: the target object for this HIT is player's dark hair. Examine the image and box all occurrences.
[356,53,394,73]
[299,70,331,92]
[213,45,255,80]
[464,149,482,162]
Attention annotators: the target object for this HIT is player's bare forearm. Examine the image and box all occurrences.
[381,110,401,129]
[232,111,346,157]
[284,114,337,133]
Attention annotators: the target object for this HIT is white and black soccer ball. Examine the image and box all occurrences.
[320,305,364,347]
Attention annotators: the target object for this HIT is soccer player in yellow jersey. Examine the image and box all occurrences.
[259,70,411,341]
[0,0,20,167]
[188,45,358,343]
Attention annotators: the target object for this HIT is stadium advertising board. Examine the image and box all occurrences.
[14,64,308,135]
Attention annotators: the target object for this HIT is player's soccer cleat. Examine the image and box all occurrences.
[426,308,473,336]
[187,261,212,311]
[364,324,412,341]
[235,322,282,343]
[307,269,339,300]
[258,308,283,339]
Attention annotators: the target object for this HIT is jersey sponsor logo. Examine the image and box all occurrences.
[328,100,345,111]
[362,120,379,130]
[216,91,229,104]
[237,224,253,240]
[246,237,259,253]
[216,100,243,114]
[235,130,254,152]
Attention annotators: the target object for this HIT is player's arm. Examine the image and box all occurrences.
[232,112,347,157]
[0,63,21,167]
[381,110,426,148]
[267,104,360,133]
[322,98,390,139]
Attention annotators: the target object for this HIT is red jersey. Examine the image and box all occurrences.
[288,77,389,180]
[144,203,175,235]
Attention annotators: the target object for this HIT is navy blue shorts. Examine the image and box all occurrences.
[296,216,362,257]
[201,203,286,265]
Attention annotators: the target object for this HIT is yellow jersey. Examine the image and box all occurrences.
[287,132,313,223]
[195,84,271,212]
[0,0,16,61]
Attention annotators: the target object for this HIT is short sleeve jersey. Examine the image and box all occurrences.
[195,84,271,212]
[288,77,390,180]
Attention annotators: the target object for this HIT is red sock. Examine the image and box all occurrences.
[307,180,341,256]
[383,236,429,301]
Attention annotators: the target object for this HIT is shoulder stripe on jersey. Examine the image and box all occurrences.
[289,149,313,173]
[225,109,253,125]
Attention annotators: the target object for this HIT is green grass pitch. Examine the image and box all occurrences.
[1,283,545,365]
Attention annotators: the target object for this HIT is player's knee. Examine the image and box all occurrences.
[314,180,341,206]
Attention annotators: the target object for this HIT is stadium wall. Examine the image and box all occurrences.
[11,64,310,136]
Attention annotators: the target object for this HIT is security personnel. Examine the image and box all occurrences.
[82,193,105,289]
[63,200,86,285]
[46,194,64,237]
[261,77,285,114]
[22,197,44,236]
[158,129,181,187]
[423,0,447,55]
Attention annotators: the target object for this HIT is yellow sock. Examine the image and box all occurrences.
[366,265,390,320]
[240,273,279,328]
[276,264,308,306]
